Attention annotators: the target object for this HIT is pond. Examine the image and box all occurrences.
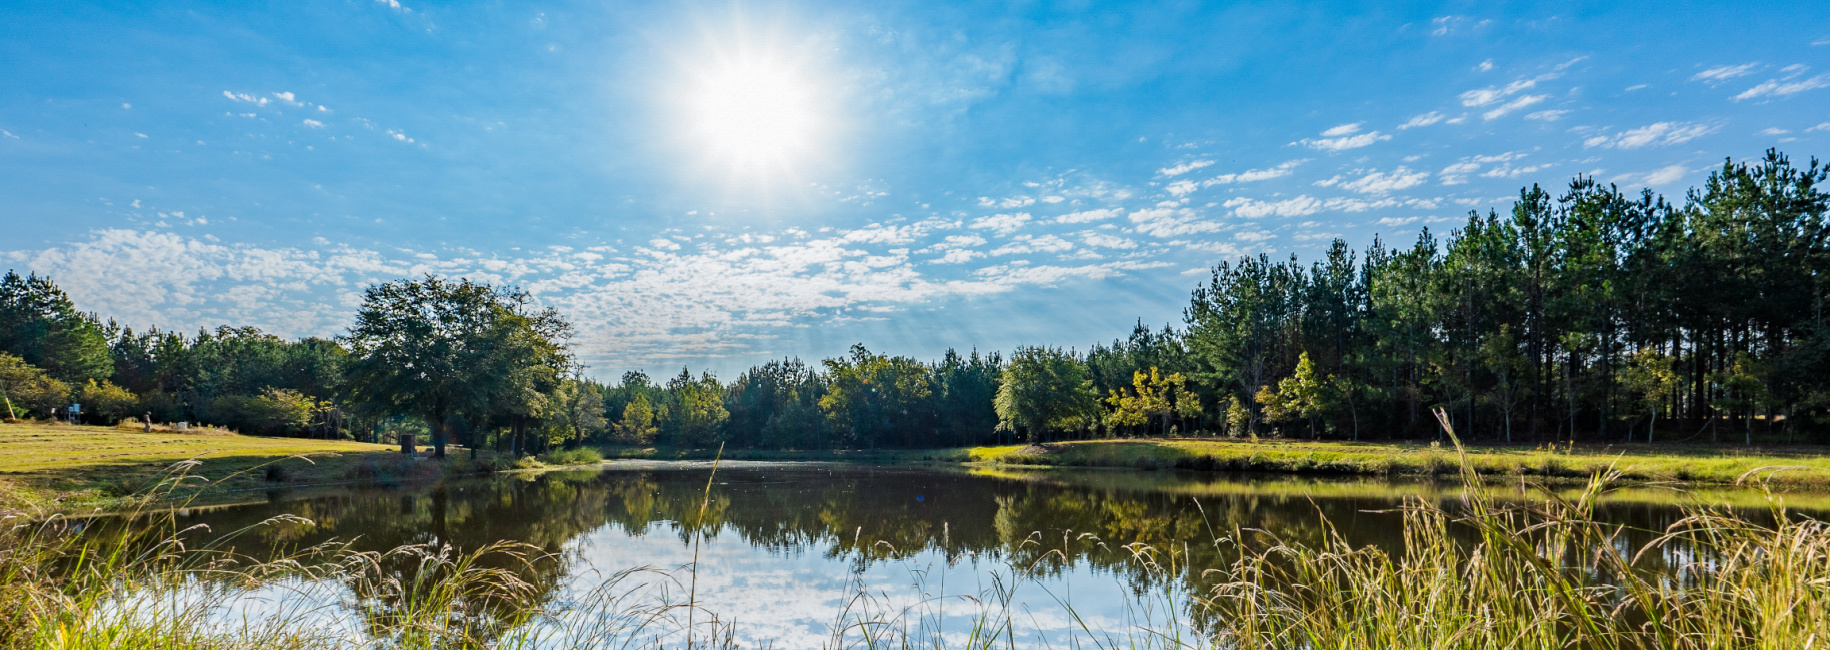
[111,462,1825,648]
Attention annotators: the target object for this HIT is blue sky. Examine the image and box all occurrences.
[4,1,1828,379]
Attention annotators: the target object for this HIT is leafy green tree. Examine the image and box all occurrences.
[994,346,1098,442]
[0,352,69,419]
[1257,352,1330,438]
[1104,367,1201,437]
[663,369,729,446]
[1621,347,1678,443]
[555,374,607,448]
[611,393,658,444]
[819,345,934,448]
[342,276,570,458]
[0,271,111,385]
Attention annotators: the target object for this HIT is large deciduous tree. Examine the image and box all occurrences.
[341,276,570,458]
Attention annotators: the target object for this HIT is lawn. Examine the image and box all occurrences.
[0,421,418,512]
[965,437,1830,488]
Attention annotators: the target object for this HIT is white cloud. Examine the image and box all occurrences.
[1475,59,1494,72]
[991,234,1073,256]
[1129,206,1224,237]
[1482,95,1547,120]
[1759,127,1790,136]
[221,91,270,106]
[1809,122,1830,133]
[932,248,981,264]
[1439,151,1529,185]
[1340,167,1429,194]
[1223,196,1323,219]
[273,91,297,103]
[1398,112,1446,129]
[1081,232,1137,249]
[1584,122,1717,149]
[1297,130,1391,151]
[1157,160,1214,177]
[1430,16,1490,36]
[1734,74,1830,101]
[1199,160,1305,188]
[1320,123,1362,137]
[1691,63,1760,82]
[301,119,325,128]
[8,224,1188,370]
[1165,179,1200,197]
[977,196,1035,209]
[1614,165,1691,187]
[1525,109,1568,121]
[1054,209,1120,224]
[1642,165,1690,185]
[1376,216,1421,226]
[969,213,1032,235]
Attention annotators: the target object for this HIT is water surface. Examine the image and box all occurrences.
[135,462,1822,647]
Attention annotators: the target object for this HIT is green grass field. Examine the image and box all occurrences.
[962,437,1830,487]
[0,421,411,512]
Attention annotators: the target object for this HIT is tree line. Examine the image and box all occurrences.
[3,150,1828,450]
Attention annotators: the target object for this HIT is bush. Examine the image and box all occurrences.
[538,448,602,466]
[75,379,138,425]
[209,388,313,436]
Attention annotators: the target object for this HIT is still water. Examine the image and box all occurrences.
[140,462,1817,647]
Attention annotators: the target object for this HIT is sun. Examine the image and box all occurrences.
[687,57,822,171]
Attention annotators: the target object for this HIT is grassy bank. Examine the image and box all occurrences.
[961,437,1830,487]
[0,421,509,513]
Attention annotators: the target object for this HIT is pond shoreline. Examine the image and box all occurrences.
[9,420,1830,516]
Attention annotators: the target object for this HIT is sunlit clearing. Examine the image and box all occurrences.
[689,59,821,172]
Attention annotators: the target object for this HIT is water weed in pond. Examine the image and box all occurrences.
[4,428,1830,649]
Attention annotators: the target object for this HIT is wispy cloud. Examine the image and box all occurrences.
[1691,63,1760,82]
[222,91,270,106]
[1481,94,1547,120]
[977,195,1035,209]
[1156,159,1214,177]
[1339,167,1430,194]
[1224,196,1323,219]
[1525,109,1568,121]
[1054,208,1120,224]
[1459,72,1559,108]
[1734,73,1830,101]
[1583,121,1717,149]
[1613,164,1690,187]
[969,213,1032,235]
[1166,160,1306,197]
[1398,112,1446,129]
[1296,126,1391,151]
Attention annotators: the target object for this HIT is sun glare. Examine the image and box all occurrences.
[688,59,822,172]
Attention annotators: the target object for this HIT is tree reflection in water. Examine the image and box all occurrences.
[95,463,1791,646]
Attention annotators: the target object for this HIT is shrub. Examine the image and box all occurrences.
[75,379,138,425]
[538,447,603,466]
[210,388,313,436]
